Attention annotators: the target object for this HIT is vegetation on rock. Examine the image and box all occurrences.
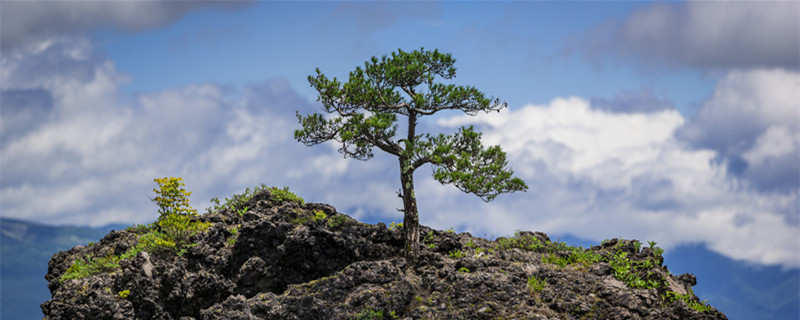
[295,48,527,263]
[43,180,727,320]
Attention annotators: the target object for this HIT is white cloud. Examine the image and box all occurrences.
[743,126,797,168]
[2,36,797,269]
[0,1,251,51]
[431,95,799,268]
[678,69,799,193]
[578,1,799,70]
[0,36,404,228]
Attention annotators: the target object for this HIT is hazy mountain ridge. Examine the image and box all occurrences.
[1,218,125,320]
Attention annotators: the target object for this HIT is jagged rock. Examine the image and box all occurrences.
[41,188,727,319]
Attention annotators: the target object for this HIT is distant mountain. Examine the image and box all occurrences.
[1,218,125,320]
[664,244,799,320]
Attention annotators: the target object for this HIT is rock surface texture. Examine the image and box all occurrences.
[42,189,727,319]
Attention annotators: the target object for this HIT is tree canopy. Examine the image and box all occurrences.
[296,48,527,262]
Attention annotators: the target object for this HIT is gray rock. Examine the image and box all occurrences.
[41,188,727,320]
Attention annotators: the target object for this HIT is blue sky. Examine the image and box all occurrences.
[1,0,798,272]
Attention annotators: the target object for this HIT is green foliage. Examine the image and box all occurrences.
[446,227,455,233]
[608,251,664,289]
[290,209,327,225]
[388,222,403,231]
[665,291,712,313]
[157,213,210,250]
[542,254,569,268]
[354,308,385,320]
[458,267,470,273]
[226,225,240,246]
[121,230,175,259]
[327,215,348,229]
[465,239,476,248]
[60,254,120,283]
[206,184,268,215]
[296,48,528,262]
[633,240,642,253]
[151,177,196,218]
[269,186,305,205]
[527,276,546,293]
[495,231,544,251]
[125,223,154,234]
[448,250,464,259]
[118,289,130,299]
[423,231,434,244]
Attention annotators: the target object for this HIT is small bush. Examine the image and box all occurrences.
[527,276,546,293]
[313,209,327,221]
[118,289,130,299]
[354,308,384,320]
[60,254,120,283]
[423,231,434,244]
[665,291,712,313]
[206,184,268,215]
[157,213,210,249]
[608,251,664,289]
[327,215,348,229]
[458,267,470,273]
[465,239,476,248]
[495,231,544,251]
[151,177,196,218]
[388,222,403,231]
[269,186,304,205]
[448,250,463,259]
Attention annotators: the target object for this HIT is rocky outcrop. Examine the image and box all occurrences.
[41,188,727,319]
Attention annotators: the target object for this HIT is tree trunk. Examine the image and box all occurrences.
[400,157,420,265]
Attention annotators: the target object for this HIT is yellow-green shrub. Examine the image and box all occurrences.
[151,177,197,218]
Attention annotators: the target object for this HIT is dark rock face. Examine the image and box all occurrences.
[41,189,727,319]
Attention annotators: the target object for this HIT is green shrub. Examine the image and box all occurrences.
[465,239,476,248]
[423,231,434,244]
[448,250,463,259]
[313,209,327,220]
[206,184,269,214]
[118,289,130,299]
[269,186,304,204]
[151,177,196,218]
[527,276,546,293]
[327,215,348,229]
[608,251,664,289]
[388,222,403,230]
[665,291,712,313]
[60,254,120,283]
[354,308,384,320]
[458,267,470,273]
[495,231,544,251]
[158,212,210,248]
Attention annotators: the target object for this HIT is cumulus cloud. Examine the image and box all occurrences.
[432,96,799,268]
[0,36,399,227]
[577,1,799,70]
[590,88,675,114]
[677,69,799,193]
[0,0,250,51]
[3,35,797,269]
